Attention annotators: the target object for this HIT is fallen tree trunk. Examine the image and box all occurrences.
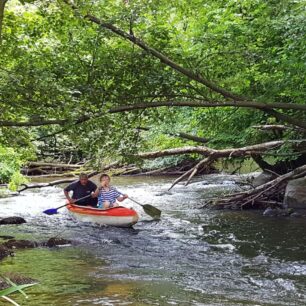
[134,139,306,190]
[24,173,78,179]
[17,161,121,193]
[26,162,82,168]
[22,161,83,175]
[17,171,99,193]
[136,140,306,159]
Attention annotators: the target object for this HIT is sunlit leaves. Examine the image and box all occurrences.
[0,0,305,166]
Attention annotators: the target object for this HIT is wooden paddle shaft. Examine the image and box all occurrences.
[127,197,144,207]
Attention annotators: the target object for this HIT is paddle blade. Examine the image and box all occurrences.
[43,208,58,215]
[142,204,161,220]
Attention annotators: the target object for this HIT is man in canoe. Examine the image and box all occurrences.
[93,173,128,209]
[64,173,98,207]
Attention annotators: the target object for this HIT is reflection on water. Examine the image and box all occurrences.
[0,174,306,305]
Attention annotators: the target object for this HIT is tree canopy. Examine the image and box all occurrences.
[0,0,305,183]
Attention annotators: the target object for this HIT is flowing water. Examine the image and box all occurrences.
[0,174,306,306]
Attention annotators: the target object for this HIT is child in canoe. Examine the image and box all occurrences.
[93,173,128,209]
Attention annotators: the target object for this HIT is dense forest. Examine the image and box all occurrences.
[0,0,305,191]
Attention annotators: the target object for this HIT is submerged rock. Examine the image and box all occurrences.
[0,273,36,290]
[3,239,38,249]
[0,244,14,260]
[0,217,26,225]
[0,235,15,240]
[263,207,278,217]
[290,211,304,218]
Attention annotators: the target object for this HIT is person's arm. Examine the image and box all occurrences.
[64,190,75,203]
[64,182,77,203]
[89,181,98,198]
[115,188,128,202]
[92,187,100,198]
[117,194,128,202]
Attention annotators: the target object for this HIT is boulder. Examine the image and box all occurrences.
[284,177,306,209]
[253,171,275,187]
[0,217,26,225]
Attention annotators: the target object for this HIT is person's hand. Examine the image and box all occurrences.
[69,198,76,204]
[123,194,128,200]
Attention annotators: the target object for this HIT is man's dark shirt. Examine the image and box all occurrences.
[64,180,97,206]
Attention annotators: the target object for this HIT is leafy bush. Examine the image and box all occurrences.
[8,172,28,192]
[0,146,28,189]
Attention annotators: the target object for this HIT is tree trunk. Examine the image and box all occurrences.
[0,0,8,45]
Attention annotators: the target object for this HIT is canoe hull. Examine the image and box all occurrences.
[67,204,139,227]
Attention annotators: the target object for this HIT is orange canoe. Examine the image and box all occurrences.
[67,204,139,227]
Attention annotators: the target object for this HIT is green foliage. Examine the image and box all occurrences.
[0,146,28,188]
[8,172,28,192]
[0,0,305,166]
[0,147,23,183]
[143,155,193,171]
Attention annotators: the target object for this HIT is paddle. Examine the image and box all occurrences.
[43,194,92,215]
[127,197,161,220]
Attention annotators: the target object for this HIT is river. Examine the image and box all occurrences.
[0,174,306,305]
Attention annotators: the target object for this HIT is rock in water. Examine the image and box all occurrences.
[0,217,26,225]
[284,177,306,209]
[253,171,275,187]
[46,237,72,247]
[0,235,15,240]
[263,207,278,217]
[0,273,36,290]
[0,244,14,260]
[3,239,38,249]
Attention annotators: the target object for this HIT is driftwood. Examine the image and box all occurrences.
[211,164,306,209]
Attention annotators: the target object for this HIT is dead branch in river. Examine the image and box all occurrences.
[211,164,306,209]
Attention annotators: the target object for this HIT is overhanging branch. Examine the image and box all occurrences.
[2,100,306,128]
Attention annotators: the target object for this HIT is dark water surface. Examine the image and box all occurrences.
[0,175,306,305]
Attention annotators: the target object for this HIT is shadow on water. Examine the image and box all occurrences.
[0,174,306,305]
